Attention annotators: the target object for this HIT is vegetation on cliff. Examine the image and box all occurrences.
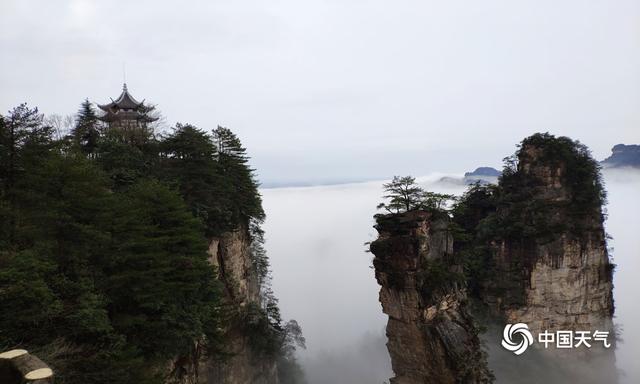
[376,133,610,305]
[452,132,611,304]
[377,176,454,214]
[371,204,492,383]
[497,133,606,239]
[375,180,464,302]
[0,103,303,383]
[373,133,612,383]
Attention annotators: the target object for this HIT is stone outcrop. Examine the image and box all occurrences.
[494,234,614,336]
[490,141,614,336]
[370,211,492,384]
[601,143,640,168]
[169,224,278,384]
[207,226,278,384]
[372,134,618,383]
[475,136,617,383]
[208,226,260,309]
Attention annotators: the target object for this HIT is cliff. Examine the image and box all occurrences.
[372,134,617,383]
[370,211,492,384]
[207,225,279,384]
[601,143,640,168]
[495,142,614,332]
[455,134,617,382]
[169,224,279,384]
[488,137,615,335]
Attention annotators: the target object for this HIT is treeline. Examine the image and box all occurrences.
[0,102,303,383]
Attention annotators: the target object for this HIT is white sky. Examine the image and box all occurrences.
[1,0,639,184]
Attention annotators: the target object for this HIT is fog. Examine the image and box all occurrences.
[261,168,640,383]
[605,168,640,383]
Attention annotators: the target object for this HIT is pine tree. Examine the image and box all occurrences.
[159,123,234,235]
[96,135,152,189]
[0,118,123,384]
[377,176,426,213]
[0,104,50,190]
[106,179,221,359]
[212,126,264,222]
[212,125,246,159]
[377,176,454,213]
[0,104,53,244]
[71,99,100,155]
[0,153,114,346]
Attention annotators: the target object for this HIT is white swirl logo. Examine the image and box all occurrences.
[502,323,534,355]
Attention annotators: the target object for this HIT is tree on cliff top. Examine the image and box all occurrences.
[0,105,225,383]
[212,126,264,223]
[377,176,454,213]
[159,124,264,236]
[377,176,424,213]
[1,101,293,383]
[70,99,100,155]
[497,132,607,240]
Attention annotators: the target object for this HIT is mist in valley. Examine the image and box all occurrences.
[261,168,640,384]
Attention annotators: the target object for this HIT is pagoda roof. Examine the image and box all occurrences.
[98,109,158,123]
[97,83,144,111]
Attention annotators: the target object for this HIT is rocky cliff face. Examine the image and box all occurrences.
[207,225,279,384]
[370,211,492,384]
[169,224,279,384]
[494,232,614,336]
[475,136,617,382]
[372,134,618,383]
[208,226,260,310]
[491,141,614,336]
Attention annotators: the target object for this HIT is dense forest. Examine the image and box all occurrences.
[0,101,303,383]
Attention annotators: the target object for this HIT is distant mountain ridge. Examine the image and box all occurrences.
[601,144,640,168]
[462,166,501,185]
[464,166,501,177]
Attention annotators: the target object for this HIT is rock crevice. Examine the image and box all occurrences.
[170,223,279,384]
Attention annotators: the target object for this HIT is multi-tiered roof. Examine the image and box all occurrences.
[97,84,157,126]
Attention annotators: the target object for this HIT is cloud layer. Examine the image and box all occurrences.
[262,169,640,383]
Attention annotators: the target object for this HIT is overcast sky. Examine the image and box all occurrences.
[1,0,639,184]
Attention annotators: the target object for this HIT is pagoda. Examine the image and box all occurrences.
[97,83,157,129]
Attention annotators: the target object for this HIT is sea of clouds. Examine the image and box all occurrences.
[261,169,640,384]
